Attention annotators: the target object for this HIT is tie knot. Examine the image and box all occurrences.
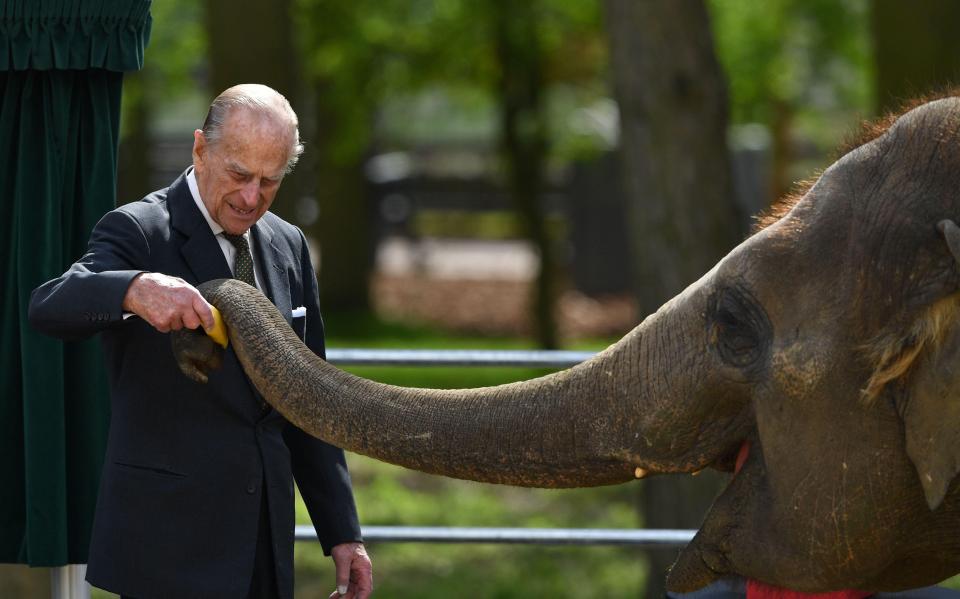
[222,233,249,251]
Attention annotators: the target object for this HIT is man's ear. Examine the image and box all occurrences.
[192,129,206,165]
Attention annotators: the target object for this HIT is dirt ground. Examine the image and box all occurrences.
[372,273,639,340]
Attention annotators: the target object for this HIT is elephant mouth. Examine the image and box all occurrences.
[666,435,758,592]
[702,438,748,474]
[732,439,752,474]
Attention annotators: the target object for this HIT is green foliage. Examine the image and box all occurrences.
[142,0,206,93]
[294,0,610,163]
[119,0,206,139]
[709,0,872,146]
[710,0,872,122]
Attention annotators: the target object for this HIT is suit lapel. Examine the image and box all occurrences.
[167,171,267,418]
[168,172,232,284]
[251,218,292,325]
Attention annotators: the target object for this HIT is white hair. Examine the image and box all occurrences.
[201,84,305,174]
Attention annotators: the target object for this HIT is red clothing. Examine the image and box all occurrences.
[746,580,871,599]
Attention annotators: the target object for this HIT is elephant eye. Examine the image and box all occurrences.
[708,287,770,370]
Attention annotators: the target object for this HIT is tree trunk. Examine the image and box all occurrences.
[313,80,372,312]
[116,70,153,205]
[205,0,299,106]
[871,0,960,115]
[204,0,305,226]
[491,0,558,349]
[768,97,793,204]
[205,0,373,310]
[604,1,743,596]
[605,0,742,316]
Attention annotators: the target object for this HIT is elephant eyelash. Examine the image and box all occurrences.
[861,295,960,404]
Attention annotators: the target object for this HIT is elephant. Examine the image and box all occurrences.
[173,96,960,594]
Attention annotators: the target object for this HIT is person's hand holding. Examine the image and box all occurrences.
[122,272,215,333]
[328,542,372,599]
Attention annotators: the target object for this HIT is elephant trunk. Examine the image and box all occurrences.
[202,279,687,488]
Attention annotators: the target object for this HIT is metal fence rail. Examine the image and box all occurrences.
[56,348,684,599]
[326,348,597,368]
[316,347,697,550]
[296,526,695,548]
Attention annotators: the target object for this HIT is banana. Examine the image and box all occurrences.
[205,305,229,348]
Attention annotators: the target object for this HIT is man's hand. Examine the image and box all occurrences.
[122,272,215,333]
[328,542,372,599]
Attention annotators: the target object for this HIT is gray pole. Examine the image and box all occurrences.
[50,565,89,599]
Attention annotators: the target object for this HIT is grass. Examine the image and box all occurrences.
[293,457,646,598]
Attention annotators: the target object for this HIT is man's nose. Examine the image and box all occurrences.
[239,180,260,207]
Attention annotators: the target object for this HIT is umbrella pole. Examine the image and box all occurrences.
[50,565,89,599]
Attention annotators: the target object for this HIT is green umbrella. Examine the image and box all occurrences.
[0,0,151,566]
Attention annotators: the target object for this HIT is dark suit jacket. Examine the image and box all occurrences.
[29,171,362,599]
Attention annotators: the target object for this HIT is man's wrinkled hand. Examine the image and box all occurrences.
[122,272,215,333]
[328,542,372,599]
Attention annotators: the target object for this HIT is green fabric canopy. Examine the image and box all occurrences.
[0,0,150,566]
[1,0,150,71]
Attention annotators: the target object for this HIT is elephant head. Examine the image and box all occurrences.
[175,97,960,593]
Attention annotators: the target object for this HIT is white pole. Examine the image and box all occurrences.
[50,565,89,599]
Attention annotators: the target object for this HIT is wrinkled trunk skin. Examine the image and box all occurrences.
[198,278,738,490]
[491,0,558,350]
[193,276,756,591]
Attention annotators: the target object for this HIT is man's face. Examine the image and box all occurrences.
[192,108,291,235]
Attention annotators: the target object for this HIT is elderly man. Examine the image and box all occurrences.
[29,84,372,599]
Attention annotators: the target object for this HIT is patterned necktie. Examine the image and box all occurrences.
[222,231,268,413]
[222,233,255,287]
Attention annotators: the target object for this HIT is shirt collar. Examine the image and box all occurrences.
[186,167,225,237]
[186,168,255,245]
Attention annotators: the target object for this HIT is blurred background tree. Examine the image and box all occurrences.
[489,0,557,348]
[294,0,605,342]
[205,0,308,227]
[293,0,403,313]
[710,0,871,200]
[116,0,205,203]
[604,2,742,596]
[871,0,960,115]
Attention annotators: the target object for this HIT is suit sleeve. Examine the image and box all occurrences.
[283,229,363,555]
[29,209,148,341]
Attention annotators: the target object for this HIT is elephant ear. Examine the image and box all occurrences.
[904,325,960,511]
[903,220,960,510]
